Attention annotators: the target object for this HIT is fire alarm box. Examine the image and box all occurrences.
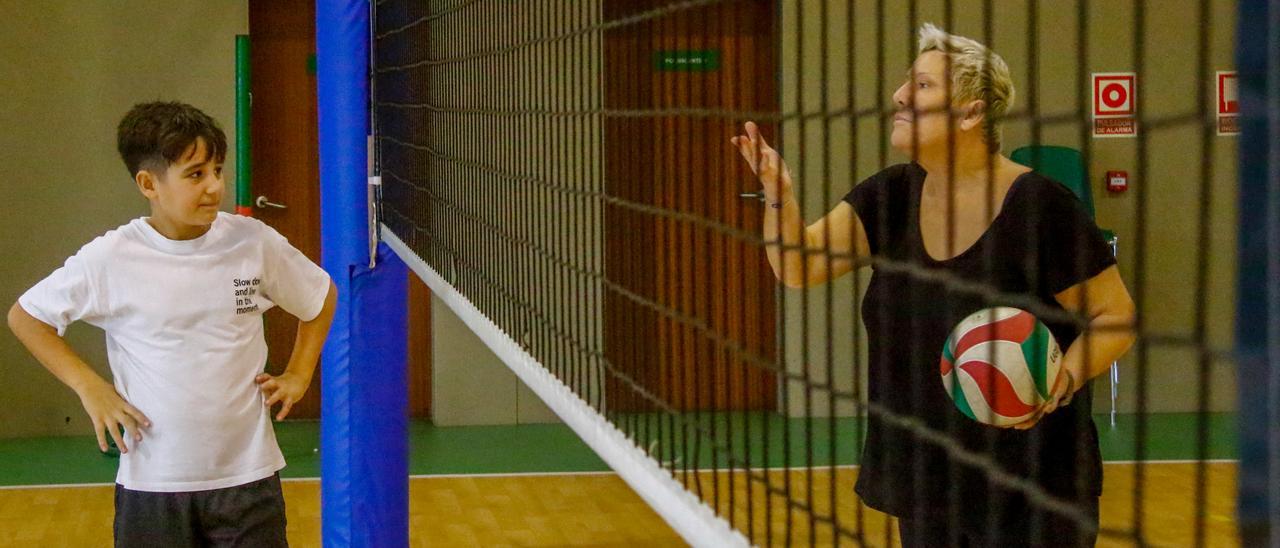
[1106,170,1128,193]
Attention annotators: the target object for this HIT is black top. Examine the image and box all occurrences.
[844,163,1116,533]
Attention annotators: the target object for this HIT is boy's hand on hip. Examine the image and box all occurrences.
[76,378,151,454]
[256,372,309,421]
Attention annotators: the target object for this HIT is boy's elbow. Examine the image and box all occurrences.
[321,280,339,317]
[7,302,26,333]
[5,302,50,339]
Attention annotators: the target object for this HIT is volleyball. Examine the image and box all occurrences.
[941,307,1063,427]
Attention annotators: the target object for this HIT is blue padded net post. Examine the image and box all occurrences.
[317,1,409,546]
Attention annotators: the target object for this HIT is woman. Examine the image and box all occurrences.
[731,23,1136,547]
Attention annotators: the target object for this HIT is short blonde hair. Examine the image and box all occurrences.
[917,23,1015,151]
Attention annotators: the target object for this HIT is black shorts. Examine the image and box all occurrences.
[113,473,288,548]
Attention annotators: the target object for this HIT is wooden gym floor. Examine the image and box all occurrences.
[0,415,1241,546]
[0,462,1238,547]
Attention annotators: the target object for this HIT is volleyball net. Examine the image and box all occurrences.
[369,1,1268,545]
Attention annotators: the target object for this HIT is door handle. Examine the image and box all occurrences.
[255,195,287,209]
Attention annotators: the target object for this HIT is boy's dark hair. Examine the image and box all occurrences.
[116,102,227,177]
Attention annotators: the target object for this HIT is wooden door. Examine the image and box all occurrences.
[250,1,432,419]
[603,1,778,413]
[250,0,323,418]
[407,275,431,417]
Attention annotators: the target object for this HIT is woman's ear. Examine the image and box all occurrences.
[960,100,987,133]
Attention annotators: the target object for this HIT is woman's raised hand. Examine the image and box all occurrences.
[730,121,793,205]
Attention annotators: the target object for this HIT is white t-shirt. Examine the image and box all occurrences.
[19,212,331,492]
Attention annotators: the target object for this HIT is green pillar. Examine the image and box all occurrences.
[235,34,252,216]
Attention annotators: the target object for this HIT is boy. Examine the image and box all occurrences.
[7,101,336,547]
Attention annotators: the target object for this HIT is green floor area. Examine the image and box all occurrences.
[0,413,1236,487]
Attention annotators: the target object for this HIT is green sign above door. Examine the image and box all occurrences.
[654,50,721,72]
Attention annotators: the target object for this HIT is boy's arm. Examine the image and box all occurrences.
[7,302,150,453]
[255,280,338,420]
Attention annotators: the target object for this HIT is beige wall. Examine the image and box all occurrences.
[779,0,1239,415]
[0,2,248,438]
[2,1,1238,440]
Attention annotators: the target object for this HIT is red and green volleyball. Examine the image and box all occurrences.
[940,307,1063,427]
